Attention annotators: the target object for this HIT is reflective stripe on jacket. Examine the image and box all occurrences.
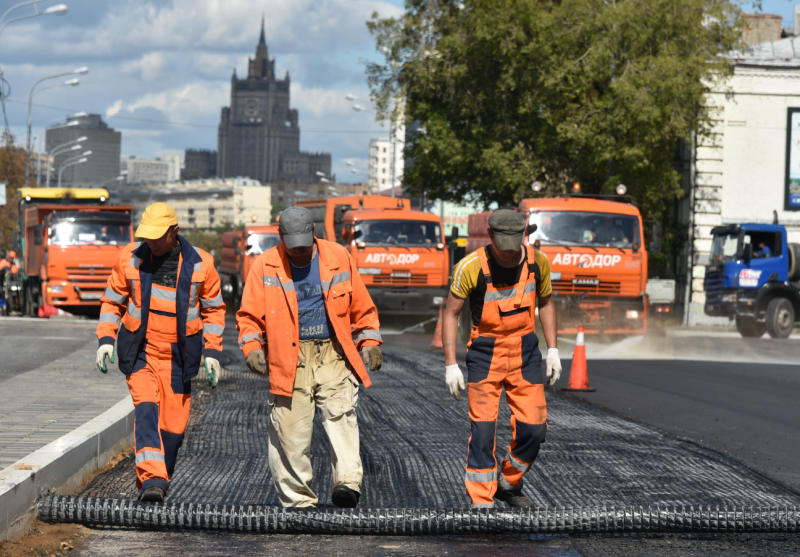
[96,235,225,377]
[469,245,540,343]
[236,238,382,397]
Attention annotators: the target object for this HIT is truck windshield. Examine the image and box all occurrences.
[710,232,740,263]
[354,219,441,247]
[50,220,131,246]
[246,233,280,255]
[528,211,639,248]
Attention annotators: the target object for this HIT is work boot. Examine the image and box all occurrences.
[331,485,360,508]
[494,487,533,508]
[138,486,165,503]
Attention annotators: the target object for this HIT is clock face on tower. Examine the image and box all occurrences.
[243,98,261,117]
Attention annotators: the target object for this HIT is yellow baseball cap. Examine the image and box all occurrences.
[135,202,178,239]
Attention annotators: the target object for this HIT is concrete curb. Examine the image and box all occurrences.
[0,396,134,541]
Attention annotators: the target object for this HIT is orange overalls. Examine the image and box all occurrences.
[97,237,225,494]
[464,245,547,506]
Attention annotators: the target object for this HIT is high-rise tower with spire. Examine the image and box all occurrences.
[217,17,331,185]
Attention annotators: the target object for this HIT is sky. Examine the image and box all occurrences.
[0,0,796,186]
[0,0,404,184]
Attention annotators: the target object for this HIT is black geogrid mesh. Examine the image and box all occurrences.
[40,326,800,532]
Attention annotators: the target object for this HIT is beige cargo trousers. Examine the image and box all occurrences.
[267,338,362,507]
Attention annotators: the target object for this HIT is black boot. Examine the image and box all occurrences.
[331,485,360,508]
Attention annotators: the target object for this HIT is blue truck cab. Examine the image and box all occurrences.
[704,223,800,338]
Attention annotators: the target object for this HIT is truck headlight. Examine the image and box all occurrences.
[551,271,562,281]
[47,285,63,293]
[625,310,639,319]
[432,296,444,305]
[721,293,737,302]
[358,267,381,275]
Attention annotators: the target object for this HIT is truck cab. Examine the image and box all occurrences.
[341,207,449,318]
[519,196,648,334]
[704,223,800,338]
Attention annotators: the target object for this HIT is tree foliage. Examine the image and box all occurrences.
[0,136,28,252]
[367,0,744,220]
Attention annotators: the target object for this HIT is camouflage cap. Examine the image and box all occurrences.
[488,209,525,251]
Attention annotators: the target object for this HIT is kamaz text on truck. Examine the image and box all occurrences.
[220,224,280,306]
[704,223,800,338]
[296,196,450,320]
[519,195,648,334]
[16,187,133,317]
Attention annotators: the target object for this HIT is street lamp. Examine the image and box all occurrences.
[100,172,127,187]
[57,150,91,187]
[26,66,89,182]
[0,1,67,38]
[45,135,87,187]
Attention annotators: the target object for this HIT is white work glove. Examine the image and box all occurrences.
[96,344,115,373]
[445,363,465,400]
[204,357,220,388]
[545,347,562,386]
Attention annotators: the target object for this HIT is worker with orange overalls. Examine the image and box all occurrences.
[441,209,561,508]
[95,202,225,502]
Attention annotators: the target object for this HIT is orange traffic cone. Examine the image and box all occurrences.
[561,326,595,392]
[430,305,444,349]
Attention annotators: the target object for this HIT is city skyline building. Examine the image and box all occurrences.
[45,113,121,186]
[217,17,330,185]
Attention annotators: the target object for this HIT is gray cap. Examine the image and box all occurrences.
[279,206,314,249]
[488,209,525,251]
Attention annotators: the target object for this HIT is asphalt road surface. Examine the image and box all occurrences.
[3,317,799,555]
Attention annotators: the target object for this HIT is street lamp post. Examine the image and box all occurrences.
[57,151,91,187]
[0,1,67,38]
[45,135,87,187]
[25,66,88,183]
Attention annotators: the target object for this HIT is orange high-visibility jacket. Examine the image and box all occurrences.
[236,238,382,397]
[96,236,225,379]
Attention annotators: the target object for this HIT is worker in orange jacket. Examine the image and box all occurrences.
[236,206,382,508]
[441,209,562,508]
[95,202,225,503]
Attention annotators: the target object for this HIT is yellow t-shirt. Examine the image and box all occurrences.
[450,247,552,300]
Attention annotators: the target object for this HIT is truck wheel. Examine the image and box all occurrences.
[788,244,800,281]
[765,297,795,339]
[735,315,765,338]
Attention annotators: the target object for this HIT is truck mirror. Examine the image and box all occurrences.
[451,226,459,239]
[743,243,753,263]
[233,237,241,256]
[34,225,43,246]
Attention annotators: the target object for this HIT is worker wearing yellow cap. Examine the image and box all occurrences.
[95,202,226,503]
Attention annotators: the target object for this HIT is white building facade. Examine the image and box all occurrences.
[688,36,800,324]
[108,177,271,230]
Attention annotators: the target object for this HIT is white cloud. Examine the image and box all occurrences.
[106,100,124,118]
[1,0,407,182]
[121,52,168,81]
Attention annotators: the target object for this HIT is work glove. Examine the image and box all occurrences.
[96,344,115,373]
[245,349,266,374]
[204,357,220,388]
[361,346,383,371]
[445,363,465,400]
[545,347,562,387]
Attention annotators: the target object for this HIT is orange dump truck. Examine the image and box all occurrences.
[297,195,449,320]
[520,195,648,334]
[17,187,133,316]
[220,224,280,306]
[467,195,648,334]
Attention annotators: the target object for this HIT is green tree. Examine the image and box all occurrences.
[0,137,28,252]
[367,0,744,221]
